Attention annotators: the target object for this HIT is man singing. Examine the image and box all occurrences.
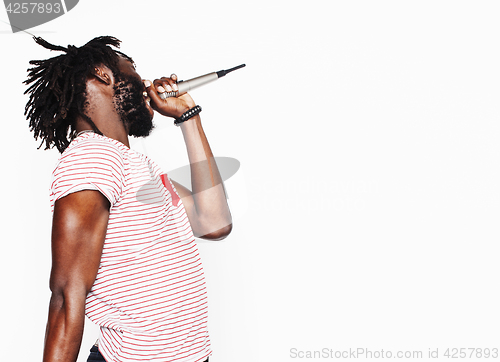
[24,36,232,362]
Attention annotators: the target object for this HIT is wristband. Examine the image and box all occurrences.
[174,105,202,126]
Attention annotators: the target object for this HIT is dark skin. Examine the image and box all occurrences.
[43,57,232,362]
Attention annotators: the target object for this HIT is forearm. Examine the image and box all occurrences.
[43,290,86,362]
[179,115,232,238]
[144,76,232,238]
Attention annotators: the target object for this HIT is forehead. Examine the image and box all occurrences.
[116,55,141,78]
[117,55,135,70]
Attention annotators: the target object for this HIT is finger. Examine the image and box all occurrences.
[153,79,171,93]
[154,79,177,94]
[144,79,163,106]
[158,76,178,92]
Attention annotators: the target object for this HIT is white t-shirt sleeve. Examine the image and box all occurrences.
[50,138,125,207]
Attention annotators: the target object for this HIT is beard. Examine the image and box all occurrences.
[113,73,154,137]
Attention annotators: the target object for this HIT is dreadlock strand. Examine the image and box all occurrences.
[64,71,77,114]
[33,36,68,53]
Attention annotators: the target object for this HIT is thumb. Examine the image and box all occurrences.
[144,79,162,106]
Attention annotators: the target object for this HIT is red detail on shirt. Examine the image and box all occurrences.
[161,174,180,207]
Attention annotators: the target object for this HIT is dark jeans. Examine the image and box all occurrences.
[86,345,105,362]
[86,345,209,361]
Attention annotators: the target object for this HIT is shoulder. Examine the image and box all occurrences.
[64,133,126,160]
[51,133,128,206]
[57,133,128,171]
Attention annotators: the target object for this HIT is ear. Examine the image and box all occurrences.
[92,65,112,85]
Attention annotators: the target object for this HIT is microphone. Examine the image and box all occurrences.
[159,64,246,99]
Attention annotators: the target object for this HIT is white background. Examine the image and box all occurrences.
[1,1,499,361]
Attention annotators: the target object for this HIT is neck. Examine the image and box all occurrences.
[80,79,131,147]
[75,113,130,148]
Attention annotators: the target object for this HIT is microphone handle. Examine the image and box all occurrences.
[159,72,218,99]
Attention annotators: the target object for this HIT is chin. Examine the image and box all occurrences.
[128,118,155,137]
[123,101,156,138]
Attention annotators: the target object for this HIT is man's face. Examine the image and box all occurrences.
[113,57,155,137]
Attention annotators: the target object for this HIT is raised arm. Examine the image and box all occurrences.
[43,190,110,362]
[145,76,232,240]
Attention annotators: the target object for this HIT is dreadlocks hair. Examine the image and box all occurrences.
[24,36,134,153]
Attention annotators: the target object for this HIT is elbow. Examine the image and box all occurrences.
[49,275,91,308]
[192,208,233,240]
[48,287,65,312]
[198,222,233,241]
[47,284,88,317]
[213,222,233,240]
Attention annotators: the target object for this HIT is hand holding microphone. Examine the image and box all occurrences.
[144,64,246,121]
[144,74,195,119]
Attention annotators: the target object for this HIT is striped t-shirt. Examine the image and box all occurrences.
[50,133,211,362]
